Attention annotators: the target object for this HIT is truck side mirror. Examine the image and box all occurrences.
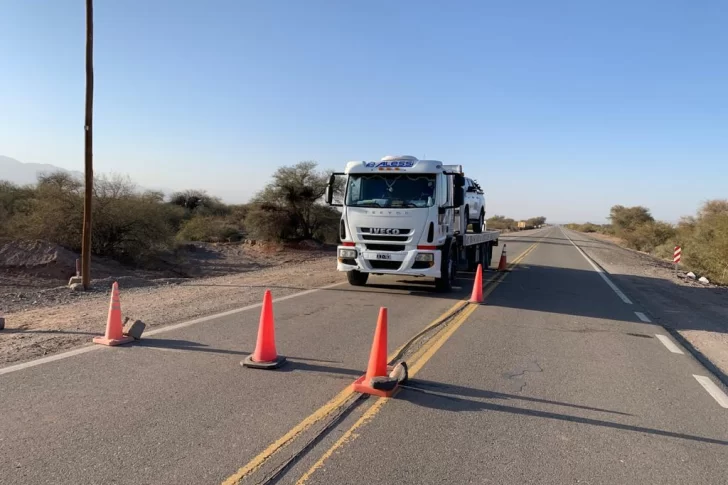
[326,173,343,206]
[326,176,335,205]
[453,174,465,207]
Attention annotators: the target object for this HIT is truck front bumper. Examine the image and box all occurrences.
[336,246,442,278]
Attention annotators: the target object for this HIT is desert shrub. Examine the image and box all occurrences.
[225,204,251,232]
[245,161,341,242]
[622,221,675,253]
[487,215,517,231]
[609,205,654,233]
[169,189,230,219]
[176,215,240,242]
[679,200,728,284]
[0,171,177,263]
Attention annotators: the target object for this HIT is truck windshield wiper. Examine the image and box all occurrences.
[355,202,382,208]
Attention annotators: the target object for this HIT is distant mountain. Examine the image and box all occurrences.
[0,155,84,186]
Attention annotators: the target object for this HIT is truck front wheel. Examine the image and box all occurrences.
[435,245,456,292]
[347,270,369,286]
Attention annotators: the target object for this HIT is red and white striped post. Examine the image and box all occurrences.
[673,246,681,276]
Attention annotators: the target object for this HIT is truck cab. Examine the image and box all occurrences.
[326,155,499,292]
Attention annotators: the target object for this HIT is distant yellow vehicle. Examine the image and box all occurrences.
[518,221,527,230]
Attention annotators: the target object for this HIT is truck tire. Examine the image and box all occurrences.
[435,244,456,292]
[480,243,489,269]
[472,210,484,233]
[347,270,369,286]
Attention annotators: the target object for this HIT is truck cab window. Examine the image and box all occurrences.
[346,174,436,208]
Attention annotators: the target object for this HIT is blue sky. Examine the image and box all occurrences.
[1,0,726,222]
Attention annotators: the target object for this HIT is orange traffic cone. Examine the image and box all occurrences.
[93,282,133,346]
[242,290,287,369]
[470,263,484,303]
[353,307,400,397]
[497,244,508,271]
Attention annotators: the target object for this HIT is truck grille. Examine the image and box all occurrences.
[362,235,409,242]
[358,228,412,243]
[368,260,402,270]
[365,244,405,252]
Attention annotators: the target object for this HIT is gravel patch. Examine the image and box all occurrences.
[0,250,344,366]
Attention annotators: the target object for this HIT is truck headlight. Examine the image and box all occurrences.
[415,253,434,262]
[338,248,357,259]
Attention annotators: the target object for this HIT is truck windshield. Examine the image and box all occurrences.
[346,174,436,208]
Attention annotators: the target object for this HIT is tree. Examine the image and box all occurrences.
[245,161,341,241]
[608,205,654,232]
[526,216,547,227]
[169,189,228,216]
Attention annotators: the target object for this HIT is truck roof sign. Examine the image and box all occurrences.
[365,160,416,168]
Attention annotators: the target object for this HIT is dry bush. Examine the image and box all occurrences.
[0,172,177,264]
[176,215,241,242]
[622,221,675,253]
[245,161,341,242]
[487,215,517,231]
[679,200,728,284]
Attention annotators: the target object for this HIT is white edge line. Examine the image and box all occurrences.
[0,281,346,377]
[634,311,651,323]
[655,334,685,355]
[560,228,633,305]
[693,375,728,409]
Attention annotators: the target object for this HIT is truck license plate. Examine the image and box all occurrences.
[376,253,392,260]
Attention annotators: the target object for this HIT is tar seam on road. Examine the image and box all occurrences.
[219,297,470,485]
[295,303,483,485]
[655,334,685,355]
[292,243,539,485]
[222,241,540,485]
[693,375,728,409]
[560,228,633,304]
[0,281,347,377]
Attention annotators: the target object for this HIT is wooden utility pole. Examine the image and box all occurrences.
[81,0,94,290]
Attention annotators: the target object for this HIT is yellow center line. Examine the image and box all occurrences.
[294,241,540,485]
[222,241,539,485]
[294,303,481,485]
[221,299,467,485]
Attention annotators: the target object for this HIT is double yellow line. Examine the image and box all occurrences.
[223,242,539,485]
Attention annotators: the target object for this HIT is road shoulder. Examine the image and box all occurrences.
[564,228,728,384]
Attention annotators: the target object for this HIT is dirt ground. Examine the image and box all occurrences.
[567,230,728,382]
[0,240,344,365]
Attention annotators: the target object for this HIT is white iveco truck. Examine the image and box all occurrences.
[325,155,500,292]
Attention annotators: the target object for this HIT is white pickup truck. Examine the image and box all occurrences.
[326,155,500,292]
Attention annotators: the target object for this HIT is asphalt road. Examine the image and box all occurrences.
[1,227,726,485]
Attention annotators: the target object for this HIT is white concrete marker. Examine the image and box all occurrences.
[560,228,633,304]
[693,375,728,409]
[634,312,651,322]
[0,281,346,377]
[655,334,684,355]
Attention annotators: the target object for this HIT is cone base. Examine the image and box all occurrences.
[352,363,407,398]
[352,375,397,397]
[241,355,287,370]
[93,335,134,346]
